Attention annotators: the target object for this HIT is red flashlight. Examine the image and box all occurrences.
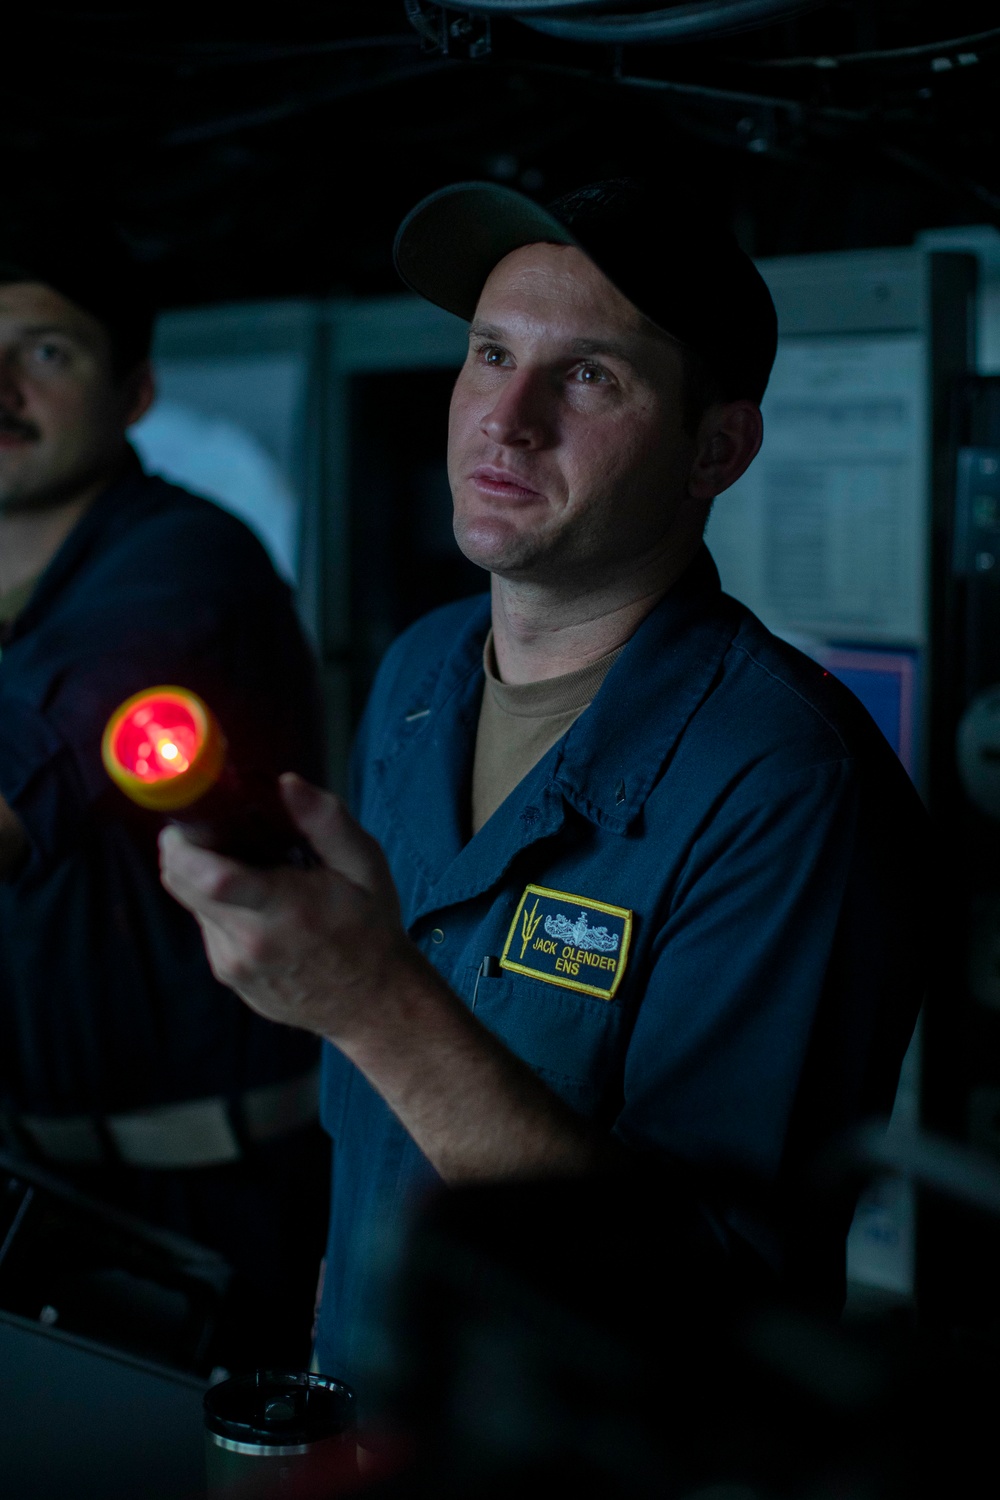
[102,686,312,865]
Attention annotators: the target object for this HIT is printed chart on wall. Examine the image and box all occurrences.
[706,333,928,645]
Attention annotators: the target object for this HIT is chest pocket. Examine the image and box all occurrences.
[471,970,626,1116]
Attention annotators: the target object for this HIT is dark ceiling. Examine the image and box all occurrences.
[4,2,1000,309]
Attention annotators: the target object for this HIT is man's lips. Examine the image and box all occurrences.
[470,466,544,501]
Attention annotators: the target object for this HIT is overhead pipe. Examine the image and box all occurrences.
[441,0,829,45]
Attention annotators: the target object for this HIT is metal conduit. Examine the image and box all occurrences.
[442,0,829,45]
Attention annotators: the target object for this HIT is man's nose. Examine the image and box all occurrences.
[480,369,553,450]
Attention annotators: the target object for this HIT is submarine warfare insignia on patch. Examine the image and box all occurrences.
[500,884,633,1000]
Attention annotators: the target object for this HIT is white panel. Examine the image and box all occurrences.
[149,353,306,483]
[130,352,307,582]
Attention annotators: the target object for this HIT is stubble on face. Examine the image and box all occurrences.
[446,243,699,593]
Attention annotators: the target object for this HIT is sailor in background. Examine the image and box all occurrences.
[0,206,328,1369]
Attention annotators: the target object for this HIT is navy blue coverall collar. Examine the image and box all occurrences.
[375,547,740,927]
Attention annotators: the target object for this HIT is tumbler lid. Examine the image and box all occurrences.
[204,1370,354,1448]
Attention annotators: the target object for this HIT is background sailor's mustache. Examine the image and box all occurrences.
[0,408,41,441]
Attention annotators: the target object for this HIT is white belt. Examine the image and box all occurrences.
[17,1067,320,1170]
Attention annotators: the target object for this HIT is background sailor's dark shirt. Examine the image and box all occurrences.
[0,457,324,1116]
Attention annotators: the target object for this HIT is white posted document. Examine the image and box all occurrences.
[705,333,928,644]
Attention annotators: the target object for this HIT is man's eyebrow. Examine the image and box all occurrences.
[468,323,640,365]
[6,323,83,341]
[563,336,639,363]
[468,321,505,342]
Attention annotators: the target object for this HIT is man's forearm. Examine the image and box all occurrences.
[159,781,612,1184]
[332,946,606,1183]
[0,794,29,881]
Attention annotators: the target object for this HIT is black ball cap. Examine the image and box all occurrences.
[394,178,777,405]
[0,197,154,374]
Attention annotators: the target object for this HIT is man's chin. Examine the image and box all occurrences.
[0,478,40,515]
[456,538,540,580]
[0,452,111,515]
[454,518,555,579]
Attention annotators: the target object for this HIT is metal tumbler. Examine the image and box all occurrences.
[204,1369,355,1499]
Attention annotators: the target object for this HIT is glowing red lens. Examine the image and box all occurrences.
[111,696,204,783]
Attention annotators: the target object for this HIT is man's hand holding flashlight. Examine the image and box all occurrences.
[159,774,424,1045]
[159,774,604,1183]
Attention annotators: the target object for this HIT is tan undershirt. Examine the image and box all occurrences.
[471,630,624,835]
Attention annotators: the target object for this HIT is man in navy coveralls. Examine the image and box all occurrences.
[162,181,929,1382]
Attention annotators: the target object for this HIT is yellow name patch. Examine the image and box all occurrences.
[500,884,633,1000]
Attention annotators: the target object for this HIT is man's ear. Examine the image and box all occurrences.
[687,401,763,502]
[121,359,155,428]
